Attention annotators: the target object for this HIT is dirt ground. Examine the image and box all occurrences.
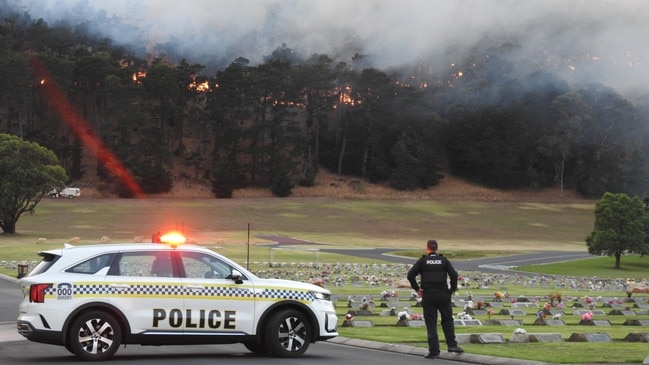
[78,169,586,203]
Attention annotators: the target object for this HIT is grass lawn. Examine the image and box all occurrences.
[2,197,648,363]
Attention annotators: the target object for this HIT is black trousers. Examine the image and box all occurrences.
[422,288,457,353]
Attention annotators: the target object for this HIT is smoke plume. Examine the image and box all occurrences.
[10,0,649,97]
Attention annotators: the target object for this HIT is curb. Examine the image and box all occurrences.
[328,336,555,365]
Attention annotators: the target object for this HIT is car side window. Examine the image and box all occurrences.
[179,251,242,280]
[66,254,115,274]
[111,251,174,277]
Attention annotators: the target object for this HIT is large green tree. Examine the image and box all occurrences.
[0,133,68,234]
[585,192,649,269]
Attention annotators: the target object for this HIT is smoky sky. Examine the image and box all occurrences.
[11,0,649,98]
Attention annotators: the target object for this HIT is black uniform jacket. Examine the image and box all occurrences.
[407,253,459,292]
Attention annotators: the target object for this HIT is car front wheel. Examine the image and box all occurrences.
[67,310,122,361]
[264,309,311,357]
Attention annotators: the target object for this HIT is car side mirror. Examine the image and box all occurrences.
[228,269,244,284]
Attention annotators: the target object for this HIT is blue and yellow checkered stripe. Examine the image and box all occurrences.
[45,283,315,302]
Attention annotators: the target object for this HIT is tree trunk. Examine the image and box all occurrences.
[337,135,346,176]
[1,219,16,234]
[614,252,621,269]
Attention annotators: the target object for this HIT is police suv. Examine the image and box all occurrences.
[17,233,338,360]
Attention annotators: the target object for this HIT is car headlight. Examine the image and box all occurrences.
[311,291,331,301]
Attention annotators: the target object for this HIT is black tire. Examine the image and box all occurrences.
[263,309,311,358]
[243,340,270,355]
[67,310,122,361]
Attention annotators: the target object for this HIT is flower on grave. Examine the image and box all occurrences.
[411,313,423,320]
[584,296,593,305]
[398,311,411,320]
[476,301,483,310]
[581,311,593,321]
[544,302,552,311]
[494,291,504,301]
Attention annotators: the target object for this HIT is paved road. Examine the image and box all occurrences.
[256,234,593,274]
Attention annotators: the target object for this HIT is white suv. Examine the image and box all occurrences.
[17,237,338,360]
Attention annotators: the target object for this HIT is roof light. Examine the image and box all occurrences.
[159,232,186,248]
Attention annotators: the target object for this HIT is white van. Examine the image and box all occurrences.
[49,187,80,198]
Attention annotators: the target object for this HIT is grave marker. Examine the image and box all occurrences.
[530,333,563,342]
[470,333,505,344]
[350,320,373,327]
[568,333,612,343]
[534,318,565,326]
[623,333,649,342]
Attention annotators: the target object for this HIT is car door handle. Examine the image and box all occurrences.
[109,284,130,291]
[186,285,205,292]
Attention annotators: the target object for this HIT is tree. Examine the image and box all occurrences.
[585,192,649,269]
[0,133,68,234]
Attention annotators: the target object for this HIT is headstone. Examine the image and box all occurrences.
[456,334,472,344]
[406,320,426,327]
[379,310,393,316]
[609,309,637,315]
[574,309,606,316]
[350,320,373,327]
[580,319,611,326]
[452,299,466,307]
[500,319,523,326]
[635,303,649,309]
[534,319,565,326]
[623,333,649,342]
[593,320,611,326]
[470,333,505,344]
[514,302,539,308]
[484,319,522,326]
[454,319,482,326]
[625,319,649,326]
[472,310,486,316]
[347,309,372,316]
[530,333,563,342]
[567,333,612,343]
[508,333,529,343]
[486,301,504,307]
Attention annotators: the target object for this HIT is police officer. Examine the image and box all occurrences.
[407,239,464,359]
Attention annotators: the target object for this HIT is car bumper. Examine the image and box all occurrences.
[17,320,63,346]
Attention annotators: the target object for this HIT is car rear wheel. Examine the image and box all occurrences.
[264,309,311,357]
[67,310,122,361]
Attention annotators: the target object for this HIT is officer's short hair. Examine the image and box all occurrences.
[427,240,438,251]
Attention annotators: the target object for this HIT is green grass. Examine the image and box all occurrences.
[335,293,649,364]
[515,255,649,279]
[2,198,649,363]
